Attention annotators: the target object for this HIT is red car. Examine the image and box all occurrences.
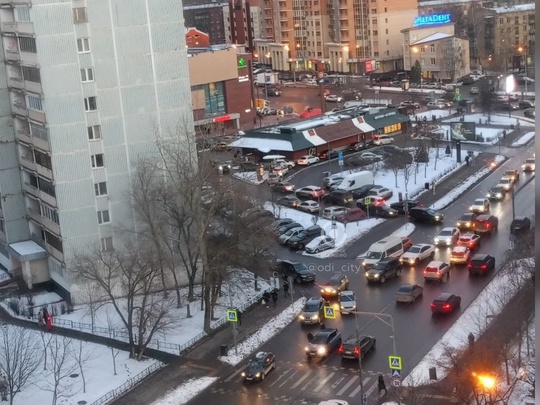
[336,208,366,222]
[457,233,481,250]
[431,293,461,315]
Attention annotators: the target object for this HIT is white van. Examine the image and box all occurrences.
[336,171,374,192]
[361,237,404,270]
[373,134,394,145]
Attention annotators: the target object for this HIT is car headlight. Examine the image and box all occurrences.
[469,206,473,210]
[374,274,380,278]
[299,315,305,320]
[496,193,502,198]
[317,347,327,355]
[255,373,261,378]
[305,346,309,352]
[241,372,246,377]
[365,272,369,277]
[340,305,344,309]
[435,216,440,220]
[434,238,440,243]
[312,314,319,320]
[362,261,367,266]
[409,258,416,263]
[465,222,470,227]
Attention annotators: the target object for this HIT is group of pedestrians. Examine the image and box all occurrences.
[37,308,53,331]
[261,279,292,308]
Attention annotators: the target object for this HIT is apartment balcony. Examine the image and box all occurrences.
[42,217,60,237]
[5,49,20,62]
[1,21,34,35]
[20,155,36,171]
[27,207,42,225]
[28,109,46,123]
[39,190,56,208]
[7,76,24,90]
[22,182,39,198]
[25,80,42,94]
[0,0,32,5]
[36,164,53,180]
[46,243,64,263]
[32,136,50,152]
[19,51,38,65]
[15,128,31,144]
[12,101,27,117]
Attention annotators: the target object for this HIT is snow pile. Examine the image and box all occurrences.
[511,131,535,147]
[150,377,218,405]
[443,113,534,127]
[403,258,534,386]
[430,154,505,210]
[219,297,306,366]
[233,171,267,185]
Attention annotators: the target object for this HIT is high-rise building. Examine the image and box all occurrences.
[223,0,261,52]
[183,1,228,45]
[253,0,417,74]
[0,1,193,301]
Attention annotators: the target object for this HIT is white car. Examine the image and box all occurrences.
[400,243,436,266]
[450,246,471,264]
[366,186,393,200]
[322,206,348,219]
[496,177,513,191]
[278,227,305,245]
[275,159,295,169]
[298,200,320,213]
[325,95,344,103]
[434,227,460,246]
[318,401,349,405]
[469,198,490,213]
[339,290,356,314]
[296,186,325,199]
[297,155,320,165]
[305,235,336,254]
[360,152,383,161]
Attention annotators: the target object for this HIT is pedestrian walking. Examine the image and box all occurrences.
[378,373,387,395]
[37,309,44,328]
[320,322,326,330]
[468,332,475,349]
[262,291,271,308]
[283,281,289,297]
[271,289,278,307]
[465,155,470,166]
[45,312,52,331]
[502,130,506,139]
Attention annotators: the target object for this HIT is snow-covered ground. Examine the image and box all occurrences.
[430,154,505,210]
[233,171,266,185]
[411,109,452,121]
[403,258,534,386]
[4,325,161,405]
[511,131,535,147]
[150,377,219,405]
[506,319,535,405]
[443,113,534,127]
[2,269,271,355]
[219,297,306,366]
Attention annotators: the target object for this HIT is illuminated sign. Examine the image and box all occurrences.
[238,75,250,82]
[384,122,402,134]
[365,60,377,73]
[238,57,247,69]
[214,115,231,123]
[413,14,451,27]
[373,111,397,120]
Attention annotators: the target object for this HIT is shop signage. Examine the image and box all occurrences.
[238,75,250,82]
[373,111,397,120]
[384,122,402,134]
[413,14,451,27]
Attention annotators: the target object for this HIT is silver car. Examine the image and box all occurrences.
[278,227,304,245]
[298,200,320,213]
[339,291,357,314]
[299,297,327,325]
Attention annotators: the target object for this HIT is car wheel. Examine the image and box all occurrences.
[272,361,276,370]
[315,248,320,253]
[295,276,302,284]
[380,276,386,283]
[298,243,305,250]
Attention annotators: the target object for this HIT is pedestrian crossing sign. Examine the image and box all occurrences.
[392,369,401,378]
[323,306,336,319]
[227,309,238,323]
[389,355,402,370]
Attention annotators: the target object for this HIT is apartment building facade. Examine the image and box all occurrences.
[0,1,193,301]
[183,1,228,45]
[223,0,261,52]
[252,0,417,74]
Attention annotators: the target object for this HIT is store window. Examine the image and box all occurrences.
[204,82,225,115]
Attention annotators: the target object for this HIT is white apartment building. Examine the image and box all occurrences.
[0,0,193,301]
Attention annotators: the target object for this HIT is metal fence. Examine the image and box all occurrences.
[89,361,163,405]
[210,291,264,330]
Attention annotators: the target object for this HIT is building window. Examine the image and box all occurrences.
[26,95,43,111]
[384,7,387,12]
[48,257,63,277]
[84,97,97,111]
[87,125,102,140]
[80,68,94,82]
[91,154,104,168]
[386,50,389,56]
[16,8,30,22]
[41,204,59,224]
[386,39,389,45]
[100,237,114,252]
[374,51,379,57]
[420,46,426,53]
[19,37,37,53]
[430,58,436,65]
[22,66,41,83]
[204,82,225,115]
[77,38,90,53]
[371,8,376,13]
[97,210,110,224]
[73,7,88,23]
[30,123,48,141]
[94,182,108,196]
[385,29,388,34]
[515,27,519,35]
[34,150,52,170]
[430,44,435,53]
[373,30,378,36]
[499,18,503,24]
[372,19,377,24]
[44,230,63,252]
[38,177,55,197]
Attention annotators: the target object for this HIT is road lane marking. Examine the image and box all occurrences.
[349,377,371,398]
[225,368,244,382]
[291,370,313,390]
[313,372,335,393]
[336,375,359,396]
[364,377,378,397]
[279,370,299,388]
[269,369,292,387]
[331,376,345,389]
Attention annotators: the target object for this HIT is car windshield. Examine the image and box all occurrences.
[473,199,484,204]
[311,335,328,345]
[408,246,421,254]
[373,262,389,270]
[526,159,534,164]
[303,303,319,312]
[397,286,412,293]
[460,214,473,220]
[247,358,265,368]
[439,230,452,237]
[365,251,382,260]
[499,179,510,183]
[426,209,437,215]
[340,294,354,302]
[452,251,465,257]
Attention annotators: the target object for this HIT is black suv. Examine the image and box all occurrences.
[510,216,531,234]
[408,207,444,223]
[323,190,354,206]
[275,260,316,284]
[468,254,495,276]
[456,213,477,230]
[390,199,420,215]
[287,225,324,250]
[351,184,380,200]
[364,257,402,283]
[340,335,376,360]
[321,274,349,298]
[475,214,499,234]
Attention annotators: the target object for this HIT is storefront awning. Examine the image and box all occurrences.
[362,109,410,130]
[230,137,294,152]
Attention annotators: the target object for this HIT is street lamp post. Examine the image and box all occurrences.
[518,46,528,95]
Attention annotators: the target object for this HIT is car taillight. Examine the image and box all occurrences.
[353,347,360,354]
[486,224,490,229]
[430,303,435,308]
[374,136,380,140]
[481,265,487,269]
[468,264,472,268]
[339,345,343,353]
[443,303,451,310]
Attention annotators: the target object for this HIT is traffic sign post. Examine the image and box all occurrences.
[364,196,372,220]
[227,309,238,323]
[227,309,239,356]
[392,379,401,387]
[389,355,403,370]
[323,306,336,319]
[338,151,344,166]
[392,369,402,378]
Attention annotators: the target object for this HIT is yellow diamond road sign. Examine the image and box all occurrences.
[227,309,238,323]
[389,355,402,370]
[323,306,336,319]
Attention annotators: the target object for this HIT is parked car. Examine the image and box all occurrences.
[305,329,342,359]
[271,218,294,230]
[457,233,481,250]
[305,236,336,254]
[272,182,295,193]
[431,293,461,315]
[470,86,479,95]
[510,216,531,233]
[522,158,535,172]
[324,174,346,189]
[400,243,435,266]
[456,213,478,230]
[287,225,324,250]
[450,246,471,264]
[486,187,505,201]
[241,351,276,382]
[434,228,460,246]
[348,142,366,151]
[335,207,366,222]
[395,284,424,303]
[359,152,383,161]
[474,214,498,234]
[399,100,420,109]
[364,204,399,218]
[366,186,393,200]
[338,290,357,314]
[523,108,535,119]
[266,87,281,97]
[211,142,232,152]
[351,184,381,200]
[274,159,295,169]
[296,186,325,199]
[275,222,304,236]
[298,200,321,213]
[423,261,451,282]
[427,101,445,109]
[266,173,281,185]
[299,297,327,325]
[275,260,316,283]
[323,190,354,206]
[297,155,320,166]
[365,257,402,284]
[468,254,496,276]
[278,226,305,245]
[322,206,348,219]
[321,274,350,298]
[518,99,534,109]
[408,207,444,223]
[325,95,344,103]
[318,149,339,160]
[339,335,376,360]
[390,200,420,215]
[277,195,301,208]
[469,198,490,214]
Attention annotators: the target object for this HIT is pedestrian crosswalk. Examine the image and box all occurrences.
[216,360,394,404]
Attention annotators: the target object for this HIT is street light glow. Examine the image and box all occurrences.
[505,75,515,93]
[472,372,496,389]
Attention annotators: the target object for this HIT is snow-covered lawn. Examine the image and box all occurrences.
[4,326,161,405]
[411,109,452,121]
[403,258,534,386]
[511,131,535,147]
[506,319,535,405]
[150,377,219,405]
[2,269,271,356]
[430,154,505,210]
[443,113,534,127]
[219,297,306,366]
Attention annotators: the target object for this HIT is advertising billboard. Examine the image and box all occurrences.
[450,122,476,141]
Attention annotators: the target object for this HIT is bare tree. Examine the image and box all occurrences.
[43,335,79,405]
[79,281,106,333]
[39,330,53,371]
[105,309,121,375]
[70,339,94,394]
[0,325,43,405]
[384,150,414,187]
